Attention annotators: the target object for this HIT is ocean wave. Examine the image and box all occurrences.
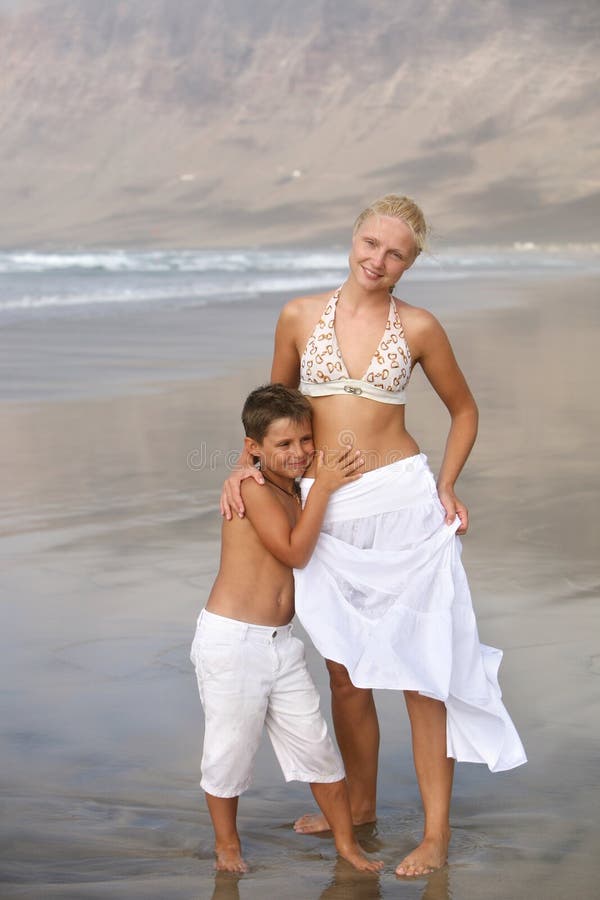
[0,249,350,275]
[0,245,597,276]
[0,272,348,313]
[0,246,597,315]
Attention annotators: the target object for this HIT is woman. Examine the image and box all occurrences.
[221,194,526,876]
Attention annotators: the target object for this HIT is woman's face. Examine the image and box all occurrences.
[349,215,417,292]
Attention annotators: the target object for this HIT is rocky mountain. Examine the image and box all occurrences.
[0,0,598,247]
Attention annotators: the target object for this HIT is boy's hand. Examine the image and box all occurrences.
[220,467,264,519]
[314,446,364,493]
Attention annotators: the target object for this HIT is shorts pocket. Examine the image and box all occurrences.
[195,637,242,683]
[290,636,307,661]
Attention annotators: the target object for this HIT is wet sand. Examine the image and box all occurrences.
[1,274,599,898]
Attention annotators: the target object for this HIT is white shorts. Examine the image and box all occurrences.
[190,609,345,798]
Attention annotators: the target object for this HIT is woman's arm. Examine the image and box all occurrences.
[270,301,302,386]
[411,309,479,534]
[220,301,303,519]
[219,458,264,519]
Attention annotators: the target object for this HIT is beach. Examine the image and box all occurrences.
[1,260,599,899]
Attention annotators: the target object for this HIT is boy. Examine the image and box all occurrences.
[190,384,382,874]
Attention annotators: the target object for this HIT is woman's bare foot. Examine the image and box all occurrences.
[395,834,449,877]
[215,843,249,874]
[294,810,376,834]
[294,812,331,833]
[337,840,384,873]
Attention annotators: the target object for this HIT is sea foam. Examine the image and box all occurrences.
[0,246,597,316]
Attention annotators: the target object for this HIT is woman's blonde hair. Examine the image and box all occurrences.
[353,194,429,255]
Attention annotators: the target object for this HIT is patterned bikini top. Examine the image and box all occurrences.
[299,288,412,405]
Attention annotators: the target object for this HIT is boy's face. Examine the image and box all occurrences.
[248,417,314,479]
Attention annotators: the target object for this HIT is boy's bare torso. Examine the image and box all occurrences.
[206,488,297,626]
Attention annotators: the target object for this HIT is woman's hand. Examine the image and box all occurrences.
[220,466,264,519]
[437,484,469,534]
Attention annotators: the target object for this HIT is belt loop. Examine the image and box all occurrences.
[240,622,249,641]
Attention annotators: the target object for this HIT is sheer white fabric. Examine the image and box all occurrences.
[294,454,527,773]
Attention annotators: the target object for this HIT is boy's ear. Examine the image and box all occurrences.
[244,435,261,463]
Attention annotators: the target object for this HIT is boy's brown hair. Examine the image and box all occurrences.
[242,383,312,443]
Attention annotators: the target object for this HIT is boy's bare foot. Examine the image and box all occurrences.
[294,811,376,834]
[215,843,249,874]
[337,841,384,873]
[395,834,449,877]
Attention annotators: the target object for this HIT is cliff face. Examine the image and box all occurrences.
[1,0,598,247]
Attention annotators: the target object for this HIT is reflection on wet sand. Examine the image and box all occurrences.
[208,861,450,900]
[210,871,243,900]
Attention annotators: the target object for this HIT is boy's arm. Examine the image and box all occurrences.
[243,449,362,569]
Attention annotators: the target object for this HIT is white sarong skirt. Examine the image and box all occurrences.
[294,453,526,773]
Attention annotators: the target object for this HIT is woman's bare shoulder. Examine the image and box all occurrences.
[395,298,443,335]
[394,298,451,363]
[279,290,332,323]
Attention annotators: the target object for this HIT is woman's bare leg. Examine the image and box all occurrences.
[205,792,248,873]
[295,660,379,833]
[396,691,453,876]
